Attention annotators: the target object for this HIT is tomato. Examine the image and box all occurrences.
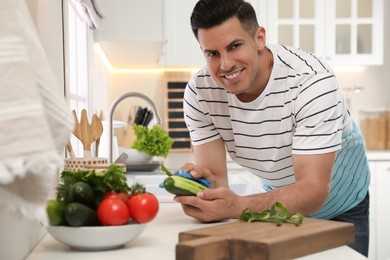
[104,191,128,201]
[97,197,130,226]
[126,193,159,224]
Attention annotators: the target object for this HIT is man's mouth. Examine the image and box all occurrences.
[223,69,242,80]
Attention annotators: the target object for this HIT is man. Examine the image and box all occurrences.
[174,0,370,256]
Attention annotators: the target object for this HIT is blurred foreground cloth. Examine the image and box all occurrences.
[0,0,73,224]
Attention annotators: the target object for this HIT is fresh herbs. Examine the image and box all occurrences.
[239,202,304,226]
[131,125,174,157]
[56,164,129,206]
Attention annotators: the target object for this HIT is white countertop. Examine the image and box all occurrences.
[27,202,365,260]
[366,151,390,161]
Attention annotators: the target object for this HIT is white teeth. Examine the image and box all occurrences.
[225,71,241,80]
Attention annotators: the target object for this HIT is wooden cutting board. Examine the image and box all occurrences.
[177,218,354,260]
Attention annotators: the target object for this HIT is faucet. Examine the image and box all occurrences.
[108,92,162,163]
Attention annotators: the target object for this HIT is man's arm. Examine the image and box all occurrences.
[176,151,335,222]
[238,152,335,216]
[181,138,229,187]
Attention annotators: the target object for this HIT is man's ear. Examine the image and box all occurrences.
[255,26,267,49]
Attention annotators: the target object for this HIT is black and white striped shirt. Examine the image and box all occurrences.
[184,45,370,219]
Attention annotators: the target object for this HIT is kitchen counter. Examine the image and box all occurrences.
[366,150,390,161]
[27,202,365,260]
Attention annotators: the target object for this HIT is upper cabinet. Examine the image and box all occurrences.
[161,0,202,67]
[93,0,165,68]
[162,0,383,67]
[161,0,264,67]
[266,0,383,65]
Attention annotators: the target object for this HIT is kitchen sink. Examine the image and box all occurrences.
[126,173,264,203]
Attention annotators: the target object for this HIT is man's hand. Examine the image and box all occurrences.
[179,163,227,188]
[174,187,243,222]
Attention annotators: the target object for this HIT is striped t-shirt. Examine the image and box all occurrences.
[183,44,370,219]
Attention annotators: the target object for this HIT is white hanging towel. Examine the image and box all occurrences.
[0,0,73,224]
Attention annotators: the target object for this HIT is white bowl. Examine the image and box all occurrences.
[46,223,147,251]
[118,147,152,164]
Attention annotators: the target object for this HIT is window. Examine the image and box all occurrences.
[63,1,91,157]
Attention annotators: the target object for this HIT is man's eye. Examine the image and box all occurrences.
[206,51,218,58]
[230,43,240,50]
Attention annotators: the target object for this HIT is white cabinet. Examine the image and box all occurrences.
[267,0,383,65]
[162,0,202,66]
[368,160,390,260]
[93,0,165,68]
[162,0,383,67]
[161,0,264,67]
[374,161,390,260]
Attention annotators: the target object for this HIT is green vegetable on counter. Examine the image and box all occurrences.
[239,202,304,226]
[131,125,174,157]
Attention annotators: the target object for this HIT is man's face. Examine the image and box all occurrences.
[198,17,266,98]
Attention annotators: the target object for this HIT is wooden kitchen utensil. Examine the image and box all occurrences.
[91,113,103,156]
[66,140,75,159]
[95,111,104,157]
[72,109,103,158]
[177,218,354,260]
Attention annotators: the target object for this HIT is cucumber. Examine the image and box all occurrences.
[46,200,65,226]
[64,202,99,227]
[69,181,96,208]
[163,175,207,196]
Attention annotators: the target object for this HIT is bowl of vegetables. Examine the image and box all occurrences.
[46,164,159,250]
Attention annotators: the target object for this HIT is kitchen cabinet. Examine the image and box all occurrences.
[162,0,383,67]
[267,0,383,65]
[161,0,265,67]
[368,158,390,260]
[161,0,202,66]
[93,0,165,68]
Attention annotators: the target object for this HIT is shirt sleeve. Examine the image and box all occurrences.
[291,72,343,154]
[183,77,221,146]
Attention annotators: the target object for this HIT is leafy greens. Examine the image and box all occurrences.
[56,164,129,206]
[131,125,174,157]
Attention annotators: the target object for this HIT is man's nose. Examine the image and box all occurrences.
[220,53,234,71]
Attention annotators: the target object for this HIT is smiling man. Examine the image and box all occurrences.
[175,0,371,257]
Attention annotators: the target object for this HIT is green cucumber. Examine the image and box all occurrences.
[164,175,207,196]
[64,202,99,227]
[68,181,96,208]
[46,200,65,226]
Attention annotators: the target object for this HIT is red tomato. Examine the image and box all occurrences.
[97,198,130,226]
[104,191,128,201]
[126,193,159,224]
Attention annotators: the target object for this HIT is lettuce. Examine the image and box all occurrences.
[131,125,174,157]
